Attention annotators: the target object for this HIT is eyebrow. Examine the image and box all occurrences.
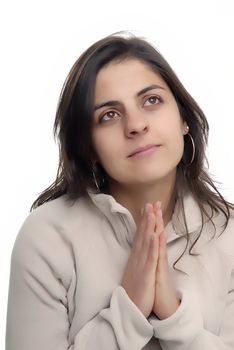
[94,84,165,111]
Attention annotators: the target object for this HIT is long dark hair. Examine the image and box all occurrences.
[30,31,234,261]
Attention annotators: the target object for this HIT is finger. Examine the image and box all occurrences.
[155,208,169,275]
[156,230,171,285]
[159,230,167,261]
[154,204,164,236]
[153,201,161,211]
[132,203,151,253]
[145,230,159,270]
[135,203,153,252]
[139,210,157,267]
[153,201,161,212]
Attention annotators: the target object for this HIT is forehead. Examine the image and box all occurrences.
[94,59,168,97]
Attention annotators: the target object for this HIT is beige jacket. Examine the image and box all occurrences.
[6,190,234,349]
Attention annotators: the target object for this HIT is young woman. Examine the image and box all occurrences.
[6,32,234,350]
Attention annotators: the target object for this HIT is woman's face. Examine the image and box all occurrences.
[92,58,188,188]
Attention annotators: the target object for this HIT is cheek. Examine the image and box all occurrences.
[170,128,185,160]
[92,133,125,181]
[160,118,185,157]
[169,122,184,143]
[92,132,118,165]
[176,135,185,156]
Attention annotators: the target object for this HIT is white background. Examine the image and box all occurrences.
[1,0,234,347]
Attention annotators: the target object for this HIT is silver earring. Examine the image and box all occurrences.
[92,165,100,191]
[186,132,195,165]
[184,126,195,166]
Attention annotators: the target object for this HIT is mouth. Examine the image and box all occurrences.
[128,144,161,158]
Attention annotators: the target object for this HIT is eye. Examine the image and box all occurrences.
[144,95,162,106]
[99,110,120,123]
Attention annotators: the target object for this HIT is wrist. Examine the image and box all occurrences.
[155,297,181,320]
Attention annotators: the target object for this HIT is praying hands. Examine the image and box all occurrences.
[121,201,181,320]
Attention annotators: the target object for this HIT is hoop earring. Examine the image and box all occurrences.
[184,132,195,166]
[92,169,100,191]
[92,161,106,192]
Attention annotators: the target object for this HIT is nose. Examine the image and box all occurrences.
[124,111,149,138]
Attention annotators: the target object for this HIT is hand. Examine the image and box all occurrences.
[152,202,181,320]
[121,202,160,318]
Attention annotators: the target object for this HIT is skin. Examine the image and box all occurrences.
[92,58,188,319]
[122,201,180,319]
[92,58,188,228]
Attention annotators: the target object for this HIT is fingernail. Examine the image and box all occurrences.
[141,203,147,215]
[145,203,149,213]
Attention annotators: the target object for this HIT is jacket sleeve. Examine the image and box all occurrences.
[148,274,234,350]
[5,219,153,350]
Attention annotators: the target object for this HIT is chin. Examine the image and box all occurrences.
[108,160,178,186]
[137,166,177,184]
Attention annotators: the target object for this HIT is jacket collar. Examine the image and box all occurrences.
[87,189,209,244]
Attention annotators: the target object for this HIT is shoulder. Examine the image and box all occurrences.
[24,194,95,227]
[194,209,234,285]
[17,194,97,238]
[11,194,99,274]
[214,209,234,256]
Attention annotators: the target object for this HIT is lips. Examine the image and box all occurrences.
[128,144,161,157]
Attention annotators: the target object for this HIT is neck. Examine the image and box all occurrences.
[108,170,177,228]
